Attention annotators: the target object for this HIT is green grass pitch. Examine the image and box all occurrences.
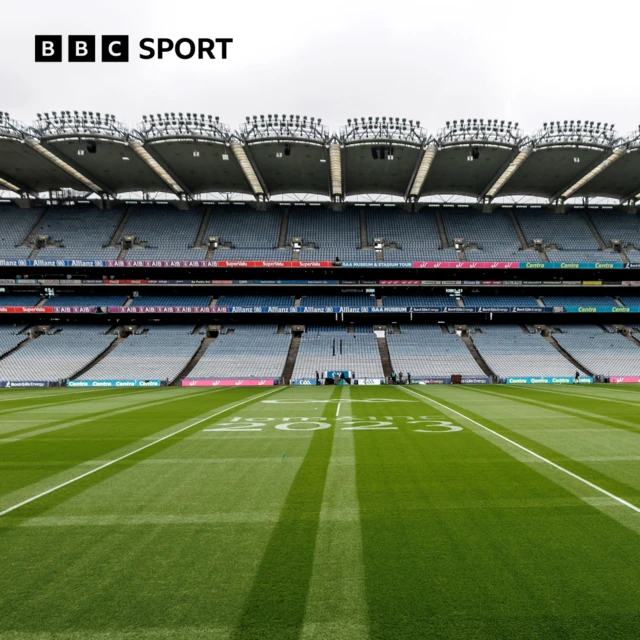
[0,384,639,639]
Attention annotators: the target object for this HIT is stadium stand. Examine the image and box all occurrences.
[187,324,291,380]
[0,326,27,357]
[462,295,540,307]
[382,295,459,307]
[300,295,377,307]
[617,296,640,306]
[541,296,619,307]
[516,210,599,250]
[216,295,295,307]
[0,294,42,306]
[0,326,115,381]
[78,329,202,383]
[130,295,212,307]
[33,206,123,260]
[386,325,485,378]
[46,295,128,307]
[205,206,281,249]
[471,326,576,378]
[441,210,524,260]
[552,325,640,377]
[589,211,640,248]
[287,209,360,257]
[363,208,460,260]
[545,250,623,263]
[292,329,384,379]
[120,205,207,259]
[0,206,41,259]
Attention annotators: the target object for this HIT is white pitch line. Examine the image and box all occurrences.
[336,402,341,417]
[0,387,283,518]
[402,387,640,514]
[0,388,100,404]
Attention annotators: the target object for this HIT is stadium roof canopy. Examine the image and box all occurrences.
[1,111,640,204]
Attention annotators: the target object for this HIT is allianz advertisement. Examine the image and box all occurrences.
[67,380,161,387]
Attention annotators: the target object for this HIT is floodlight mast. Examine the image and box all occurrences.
[0,111,24,141]
[438,119,522,147]
[138,113,230,142]
[241,114,328,143]
[340,117,425,146]
[33,111,127,140]
[533,120,617,149]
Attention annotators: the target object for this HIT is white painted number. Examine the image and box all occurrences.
[275,418,331,431]
[206,417,273,432]
[339,416,396,430]
[407,417,463,433]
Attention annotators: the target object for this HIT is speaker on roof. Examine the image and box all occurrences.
[86,141,97,154]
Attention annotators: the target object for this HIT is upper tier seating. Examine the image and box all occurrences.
[300,295,377,307]
[382,295,458,307]
[130,295,212,307]
[0,295,42,307]
[120,206,207,260]
[216,295,295,307]
[34,206,123,260]
[0,206,41,259]
[588,210,640,248]
[541,296,619,308]
[462,295,540,307]
[516,211,599,250]
[205,206,281,248]
[46,295,127,307]
[442,210,523,260]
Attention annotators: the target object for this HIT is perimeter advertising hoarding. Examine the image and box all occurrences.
[291,379,317,386]
[609,377,640,383]
[0,381,55,387]
[0,259,635,270]
[181,379,276,386]
[505,377,594,384]
[66,380,161,387]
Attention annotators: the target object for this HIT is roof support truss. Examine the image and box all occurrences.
[554,148,625,202]
[483,146,532,200]
[329,143,343,200]
[129,141,185,195]
[26,139,107,195]
[406,143,437,200]
[231,141,266,199]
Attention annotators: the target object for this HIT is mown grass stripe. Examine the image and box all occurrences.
[0,388,218,442]
[403,387,640,513]
[469,384,640,434]
[0,388,282,518]
[231,388,338,640]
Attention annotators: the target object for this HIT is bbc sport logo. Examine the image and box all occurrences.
[35,35,232,63]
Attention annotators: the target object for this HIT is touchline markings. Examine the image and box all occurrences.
[402,387,640,514]
[0,387,283,518]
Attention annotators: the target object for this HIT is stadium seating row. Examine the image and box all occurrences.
[2,204,639,261]
[1,323,640,381]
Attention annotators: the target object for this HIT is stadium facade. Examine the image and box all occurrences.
[2,111,640,387]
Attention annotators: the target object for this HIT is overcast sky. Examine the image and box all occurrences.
[2,0,639,138]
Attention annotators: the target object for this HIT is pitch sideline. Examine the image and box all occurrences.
[401,386,640,514]
[0,387,283,518]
